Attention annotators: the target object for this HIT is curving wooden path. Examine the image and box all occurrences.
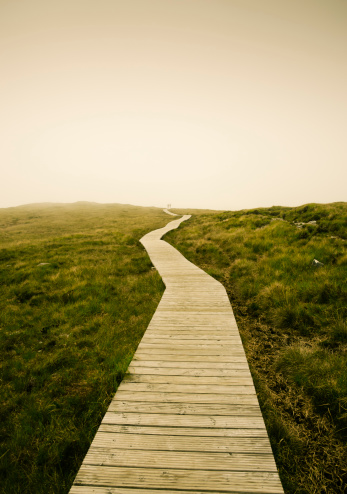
[162,208,179,216]
[70,214,284,494]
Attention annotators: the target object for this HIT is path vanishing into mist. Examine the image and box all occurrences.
[70,211,284,494]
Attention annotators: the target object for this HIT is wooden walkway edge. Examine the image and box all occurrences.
[69,214,284,494]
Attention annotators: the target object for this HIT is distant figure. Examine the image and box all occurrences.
[167,203,172,209]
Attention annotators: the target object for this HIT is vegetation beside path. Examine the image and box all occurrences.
[167,202,347,493]
[2,200,346,493]
[0,202,170,493]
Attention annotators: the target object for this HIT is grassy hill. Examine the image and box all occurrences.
[0,202,171,493]
[166,202,347,493]
[1,201,346,493]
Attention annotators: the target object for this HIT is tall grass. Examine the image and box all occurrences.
[167,202,347,493]
[0,202,171,493]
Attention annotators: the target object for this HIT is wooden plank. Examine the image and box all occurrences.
[154,302,233,305]
[158,299,232,304]
[146,330,240,335]
[118,382,256,395]
[161,293,229,298]
[137,340,244,355]
[127,366,252,377]
[70,487,276,494]
[108,401,262,416]
[73,466,284,493]
[143,333,241,339]
[137,346,245,353]
[150,309,234,312]
[83,448,277,472]
[150,317,236,325]
[129,360,250,369]
[98,424,268,437]
[147,324,239,330]
[155,298,231,302]
[143,330,242,339]
[102,412,266,429]
[153,310,234,314]
[136,347,244,354]
[123,374,254,386]
[151,316,235,320]
[154,308,234,313]
[114,390,259,404]
[141,336,242,342]
[132,355,248,363]
[90,432,271,452]
[157,301,231,305]
[138,343,242,350]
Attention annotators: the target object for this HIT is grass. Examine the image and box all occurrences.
[0,202,171,493]
[2,200,346,493]
[166,202,347,493]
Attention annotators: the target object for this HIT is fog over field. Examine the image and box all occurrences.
[1,0,346,210]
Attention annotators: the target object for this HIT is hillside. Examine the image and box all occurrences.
[1,201,346,493]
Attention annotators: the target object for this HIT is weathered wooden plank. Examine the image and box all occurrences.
[146,330,241,335]
[137,341,244,355]
[153,310,234,315]
[157,301,231,305]
[138,343,242,350]
[137,346,245,353]
[90,432,271,452]
[118,382,256,395]
[141,336,242,342]
[102,412,266,429]
[150,316,236,323]
[136,348,244,355]
[159,296,230,302]
[154,309,234,314]
[151,316,235,322]
[114,390,259,404]
[83,448,277,472]
[147,324,239,330]
[70,487,276,494]
[129,360,250,369]
[98,424,269,437]
[73,466,284,493]
[143,335,241,341]
[133,353,248,361]
[158,301,230,305]
[127,366,252,377]
[108,401,262,416]
[123,374,254,386]
[160,293,229,298]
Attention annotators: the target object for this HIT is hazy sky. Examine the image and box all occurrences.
[1,0,346,210]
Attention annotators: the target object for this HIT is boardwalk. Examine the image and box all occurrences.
[70,214,284,494]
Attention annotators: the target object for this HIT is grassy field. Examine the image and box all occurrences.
[166,202,347,493]
[0,202,171,493]
[2,201,346,493]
